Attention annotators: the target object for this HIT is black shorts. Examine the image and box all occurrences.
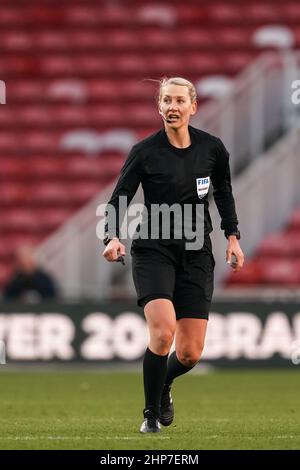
[130,236,215,320]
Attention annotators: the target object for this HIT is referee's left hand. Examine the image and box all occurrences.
[226,236,244,272]
[102,237,126,263]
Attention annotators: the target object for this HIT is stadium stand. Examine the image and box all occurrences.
[1,0,300,290]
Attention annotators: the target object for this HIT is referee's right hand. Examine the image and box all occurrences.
[102,238,126,262]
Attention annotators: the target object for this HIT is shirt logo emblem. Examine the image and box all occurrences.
[196,177,210,199]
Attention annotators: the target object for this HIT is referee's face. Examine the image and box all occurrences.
[159,84,197,129]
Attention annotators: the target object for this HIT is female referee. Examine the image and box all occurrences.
[102,77,244,433]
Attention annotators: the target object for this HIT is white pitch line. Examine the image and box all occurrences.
[0,436,171,441]
[0,435,298,441]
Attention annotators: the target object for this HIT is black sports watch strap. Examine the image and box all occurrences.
[226,230,241,240]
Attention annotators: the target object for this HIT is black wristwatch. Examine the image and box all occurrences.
[226,230,241,240]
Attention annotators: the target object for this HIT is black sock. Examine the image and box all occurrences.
[143,347,168,418]
[165,351,196,387]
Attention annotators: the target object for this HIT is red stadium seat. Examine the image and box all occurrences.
[227,256,300,286]
[26,6,65,26]
[26,158,66,178]
[257,231,300,257]
[21,131,60,152]
[245,4,282,22]
[86,80,119,100]
[65,5,132,26]
[70,181,102,204]
[0,7,24,25]
[0,159,25,177]
[176,5,209,24]
[180,29,214,48]
[226,259,263,285]
[217,28,251,47]
[209,4,241,23]
[65,155,123,179]
[0,108,16,127]
[0,56,37,74]
[260,259,300,285]
[117,55,147,74]
[227,209,300,287]
[1,183,28,205]
[0,209,40,232]
[98,157,124,178]
[106,30,138,49]
[285,3,300,21]
[9,80,45,101]
[28,182,73,205]
[17,106,52,126]
[0,31,32,50]
[257,233,285,257]
[36,31,69,50]
[0,132,17,150]
[68,31,104,49]
[41,56,75,75]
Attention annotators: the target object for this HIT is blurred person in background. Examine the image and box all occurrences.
[3,244,57,302]
[103,77,244,433]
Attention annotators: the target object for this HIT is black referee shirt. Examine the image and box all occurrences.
[104,125,239,245]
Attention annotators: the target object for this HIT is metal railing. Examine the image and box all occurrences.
[210,125,300,284]
[193,51,300,174]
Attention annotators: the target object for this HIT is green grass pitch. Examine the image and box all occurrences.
[0,369,299,450]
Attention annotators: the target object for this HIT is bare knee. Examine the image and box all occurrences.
[150,329,175,355]
[177,346,204,367]
[145,299,176,355]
